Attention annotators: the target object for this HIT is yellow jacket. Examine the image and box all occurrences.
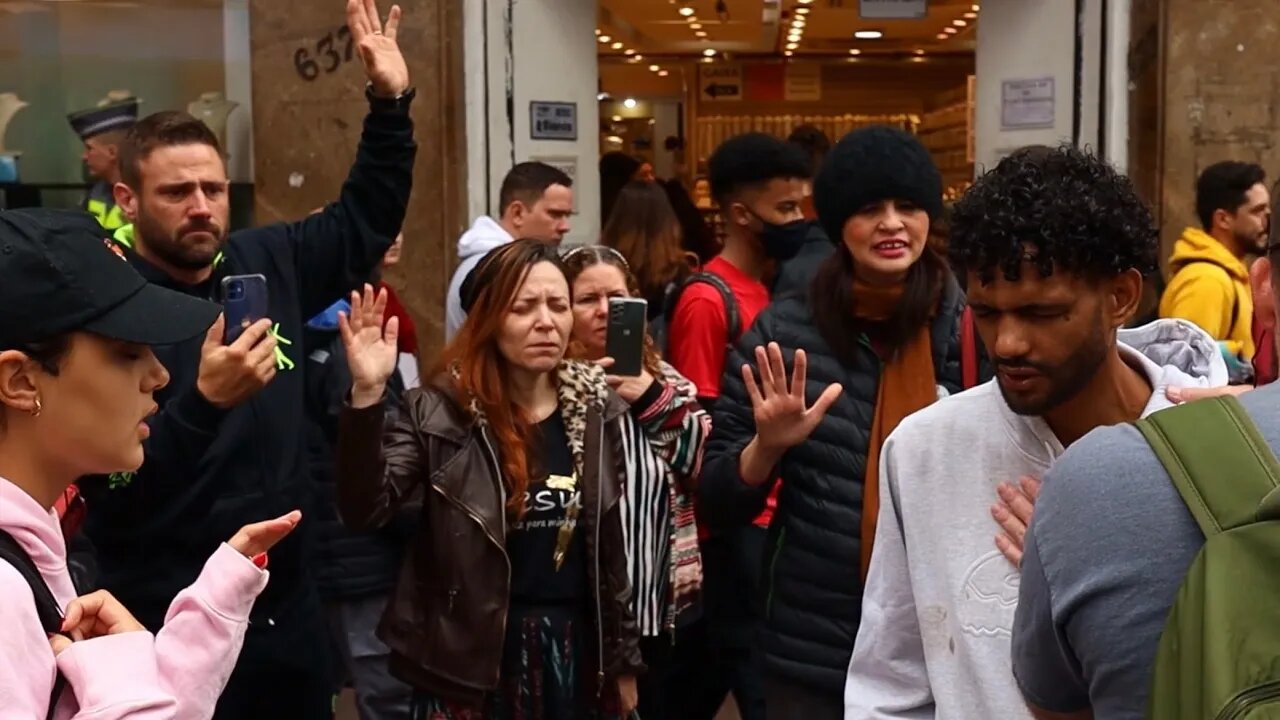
[1159,226,1254,359]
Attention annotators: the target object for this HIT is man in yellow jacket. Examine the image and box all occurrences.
[1161,161,1270,379]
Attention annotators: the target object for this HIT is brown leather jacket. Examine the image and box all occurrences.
[335,366,644,706]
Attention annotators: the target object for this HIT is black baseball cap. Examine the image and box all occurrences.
[0,208,219,348]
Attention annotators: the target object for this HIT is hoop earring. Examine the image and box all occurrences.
[30,396,41,418]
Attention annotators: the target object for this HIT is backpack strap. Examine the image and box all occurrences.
[665,271,744,344]
[960,305,978,390]
[0,529,67,719]
[1135,395,1280,536]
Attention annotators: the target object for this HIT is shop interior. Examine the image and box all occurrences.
[598,0,978,230]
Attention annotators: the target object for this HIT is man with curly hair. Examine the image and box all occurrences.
[843,145,1228,720]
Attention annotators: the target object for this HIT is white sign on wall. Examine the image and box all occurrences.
[785,64,822,102]
[699,64,743,102]
[860,0,928,19]
[530,101,578,141]
[1001,78,1056,130]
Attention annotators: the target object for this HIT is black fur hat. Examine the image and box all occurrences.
[813,125,943,244]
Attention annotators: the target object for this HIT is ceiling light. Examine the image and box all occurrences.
[854,30,883,39]
[634,54,644,60]
[702,56,714,63]
[595,29,601,36]
[678,6,695,16]
[963,11,977,18]
[797,0,813,4]
[686,15,699,22]
[784,50,794,56]
[611,116,622,122]
[703,48,717,56]
[910,56,925,63]
[786,42,799,49]
[915,48,926,55]
[690,22,702,29]
[792,19,806,28]
[695,30,708,37]
[972,3,980,10]
[658,69,669,76]
[611,41,623,49]
[795,6,810,13]
[623,98,638,108]
[648,64,660,72]
[849,48,861,55]
[624,48,636,55]
[952,19,967,26]
[936,32,948,39]
[944,26,957,34]
[788,33,802,42]
[597,92,611,101]
[598,35,611,43]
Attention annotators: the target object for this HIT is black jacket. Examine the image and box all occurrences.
[771,221,834,300]
[303,321,414,600]
[79,99,415,669]
[699,275,969,695]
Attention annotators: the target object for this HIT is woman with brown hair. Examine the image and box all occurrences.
[601,181,696,320]
[336,240,699,719]
[562,245,709,720]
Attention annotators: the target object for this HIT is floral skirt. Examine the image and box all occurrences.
[411,604,634,720]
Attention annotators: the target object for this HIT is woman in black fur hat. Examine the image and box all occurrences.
[696,126,988,718]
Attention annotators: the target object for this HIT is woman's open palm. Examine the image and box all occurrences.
[338,283,400,390]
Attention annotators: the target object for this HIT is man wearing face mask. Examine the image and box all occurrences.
[665,132,810,720]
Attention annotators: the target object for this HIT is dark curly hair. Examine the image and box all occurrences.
[708,132,811,206]
[949,144,1158,284]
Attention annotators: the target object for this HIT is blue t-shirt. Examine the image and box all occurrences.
[1012,383,1280,718]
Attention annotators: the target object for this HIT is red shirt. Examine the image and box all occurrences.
[667,255,780,529]
[380,282,419,356]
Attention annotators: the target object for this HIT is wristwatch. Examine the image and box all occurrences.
[366,84,416,113]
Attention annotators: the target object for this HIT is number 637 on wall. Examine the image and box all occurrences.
[294,25,355,82]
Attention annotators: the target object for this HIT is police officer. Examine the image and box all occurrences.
[66,97,137,232]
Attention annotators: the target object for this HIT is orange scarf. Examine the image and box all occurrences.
[855,280,939,580]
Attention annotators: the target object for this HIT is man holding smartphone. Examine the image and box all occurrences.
[76,1,416,717]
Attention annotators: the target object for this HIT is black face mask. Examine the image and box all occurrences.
[746,209,808,261]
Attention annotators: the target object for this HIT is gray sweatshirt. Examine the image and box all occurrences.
[842,319,1228,720]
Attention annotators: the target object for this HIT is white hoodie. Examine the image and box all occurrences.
[445,216,514,340]
[843,319,1228,720]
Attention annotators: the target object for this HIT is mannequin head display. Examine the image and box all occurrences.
[0,93,30,154]
[67,97,139,185]
[187,92,239,159]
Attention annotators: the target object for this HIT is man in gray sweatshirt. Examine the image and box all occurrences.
[843,146,1228,719]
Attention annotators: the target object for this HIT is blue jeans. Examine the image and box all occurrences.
[327,594,413,720]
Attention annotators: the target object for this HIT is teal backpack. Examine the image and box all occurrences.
[1136,395,1280,719]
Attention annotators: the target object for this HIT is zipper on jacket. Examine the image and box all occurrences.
[478,430,513,668]
[1215,680,1280,720]
[594,415,607,698]
[765,527,787,618]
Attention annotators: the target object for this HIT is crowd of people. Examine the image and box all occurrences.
[2,1,1279,719]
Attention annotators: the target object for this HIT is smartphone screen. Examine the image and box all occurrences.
[220,274,269,344]
[605,297,648,377]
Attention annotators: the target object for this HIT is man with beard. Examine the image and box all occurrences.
[1160,161,1270,382]
[842,146,1227,720]
[76,1,415,717]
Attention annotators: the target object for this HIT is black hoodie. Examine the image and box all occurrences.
[78,98,416,672]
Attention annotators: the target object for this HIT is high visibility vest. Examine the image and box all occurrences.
[84,182,125,231]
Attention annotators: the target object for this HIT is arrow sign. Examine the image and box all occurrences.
[699,63,743,101]
[704,83,739,99]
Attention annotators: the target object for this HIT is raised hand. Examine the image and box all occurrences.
[346,0,409,98]
[744,343,842,454]
[338,283,400,407]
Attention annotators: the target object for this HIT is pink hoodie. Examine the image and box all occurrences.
[0,476,270,719]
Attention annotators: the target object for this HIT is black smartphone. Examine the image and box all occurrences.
[220,274,269,344]
[605,297,648,377]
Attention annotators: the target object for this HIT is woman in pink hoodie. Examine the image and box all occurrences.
[0,209,301,719]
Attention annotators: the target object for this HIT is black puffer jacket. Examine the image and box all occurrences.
[699,274,969,695]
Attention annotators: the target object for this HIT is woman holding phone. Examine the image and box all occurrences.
[336,240,701,719]
[563,244,710,719]
[0,209,300,719]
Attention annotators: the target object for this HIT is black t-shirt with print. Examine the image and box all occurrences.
[508,410,590,604]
